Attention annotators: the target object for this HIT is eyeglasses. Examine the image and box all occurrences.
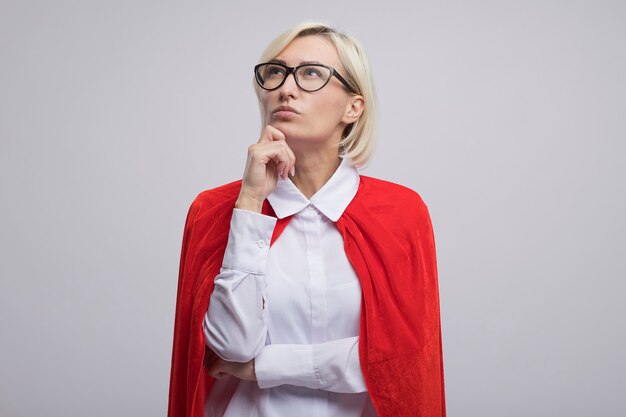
[254,62,357,94]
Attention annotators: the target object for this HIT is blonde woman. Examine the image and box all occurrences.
[168,22,446,417]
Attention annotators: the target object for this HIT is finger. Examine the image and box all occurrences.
[207,359,224,378]
[275,159,285,179]
[268,143,287,179]
[255,128,293,172]
[257,126,271,144]
[268,126,286,142]
[247,143,282,169]
[273,141,295,178]
[279,145,292,179]
[281,142,296,176]
[272,153,288,180]
[207,364,217,378]
[261,144,290,179]
[258,125,286,143]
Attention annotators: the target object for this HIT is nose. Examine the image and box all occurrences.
[277,72,299,100]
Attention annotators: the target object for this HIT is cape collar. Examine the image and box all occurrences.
[266,156,360,222]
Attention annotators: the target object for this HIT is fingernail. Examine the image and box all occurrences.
[291,166,295,176]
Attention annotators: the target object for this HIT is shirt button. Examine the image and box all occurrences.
[257,240,266,248]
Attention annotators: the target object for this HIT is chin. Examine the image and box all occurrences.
[270,122,303,139]
[266,120,324,143]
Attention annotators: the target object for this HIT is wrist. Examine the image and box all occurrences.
[235,194,264,213]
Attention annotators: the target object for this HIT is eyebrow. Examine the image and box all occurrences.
[268,59,323,66]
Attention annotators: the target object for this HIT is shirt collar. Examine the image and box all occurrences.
[266,156,360,222]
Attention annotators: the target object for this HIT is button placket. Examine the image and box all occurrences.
[305,209,327,345]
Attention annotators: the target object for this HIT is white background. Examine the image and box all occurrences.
[1,1,624,416]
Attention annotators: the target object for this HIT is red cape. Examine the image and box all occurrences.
[168,175,446,417]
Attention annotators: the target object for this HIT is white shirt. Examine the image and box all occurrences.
[203,156,378,417]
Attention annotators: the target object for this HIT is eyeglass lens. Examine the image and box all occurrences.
[256,64,332,91]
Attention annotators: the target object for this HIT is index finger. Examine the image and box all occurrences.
[258,125,286,143]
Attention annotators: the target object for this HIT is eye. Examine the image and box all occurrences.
[266,65,286,78]
[303,67,322,77]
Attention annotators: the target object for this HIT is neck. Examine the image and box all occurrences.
[289,148,342,200]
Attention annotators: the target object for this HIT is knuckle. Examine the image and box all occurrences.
[264,126,275,136]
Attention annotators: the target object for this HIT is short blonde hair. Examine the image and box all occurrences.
[254,22,377,169]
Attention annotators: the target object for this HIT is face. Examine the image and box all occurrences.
[258,35,363,147]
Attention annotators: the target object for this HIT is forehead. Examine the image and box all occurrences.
[273,35,341,68]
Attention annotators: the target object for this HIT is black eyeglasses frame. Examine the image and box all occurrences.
[254,62,358,94]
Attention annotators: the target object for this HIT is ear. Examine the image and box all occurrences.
[342,95,365,124]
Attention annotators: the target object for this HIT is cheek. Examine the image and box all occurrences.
[260,101,270,121]
[315,96,347,125]
[259,94,273,121]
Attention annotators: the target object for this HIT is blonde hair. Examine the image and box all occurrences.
[254,22,377,169]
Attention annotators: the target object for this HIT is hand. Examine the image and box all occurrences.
[207,356,257,382]
[236,125,296,212]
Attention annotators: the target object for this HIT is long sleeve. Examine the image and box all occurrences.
[202,208,277,362]
[254,336,367,393]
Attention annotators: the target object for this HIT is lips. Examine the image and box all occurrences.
[272,106,299,114]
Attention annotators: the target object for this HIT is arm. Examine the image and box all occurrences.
[202,208,277,362]
[254,336,367,393]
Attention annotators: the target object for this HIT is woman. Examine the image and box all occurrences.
[168,22,446,417]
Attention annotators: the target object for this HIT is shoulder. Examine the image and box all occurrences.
[357,175,429,214]
[186,179,243,220]
[353,175,435,241]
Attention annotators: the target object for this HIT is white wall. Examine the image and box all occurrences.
[1,0,624,416]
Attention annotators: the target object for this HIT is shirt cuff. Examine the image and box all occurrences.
[254,344,316,390]
[222,208,277,274]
